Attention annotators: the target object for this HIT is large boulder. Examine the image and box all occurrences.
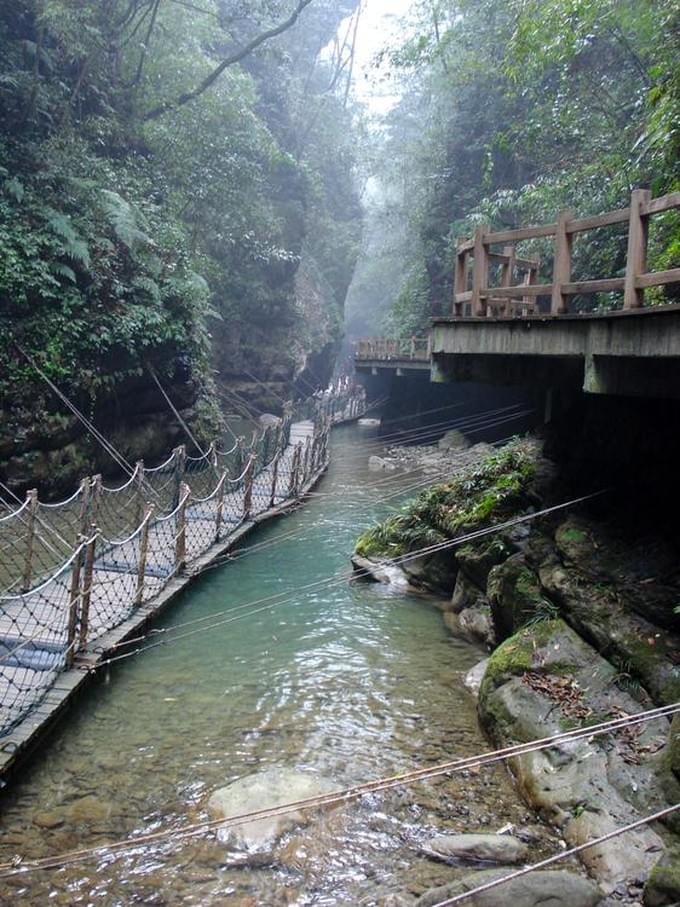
[448,570,496,646]
[455,539,513,590]
[487,555,547,641]
[351,554,413,590]
[400,550,458,597]
[451,571,485,614]
[206,767,337,851]
[478,619,672,891]
[464,658,491,697]
[438,429,470,451]
[415,868,602,907]
[444,603,495,649]
[669,713,680,779]
[538,559,680,706]
[422,832,528,865]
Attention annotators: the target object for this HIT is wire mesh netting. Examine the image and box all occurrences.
[0,390,364,738]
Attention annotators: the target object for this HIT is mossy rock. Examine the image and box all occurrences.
[644,848,680,906]
[556,519,593,562]
[539,561,680,707]
[456,537,513,589]
[487,554,552,641]
[353,443,537,561]
[451,571,485,614]
[478,618,570,702]
[616,635,680,707]
[670,713,680,779]
[401,549,458,597]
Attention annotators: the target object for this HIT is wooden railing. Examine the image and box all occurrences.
[354,337,432,361]
[453,188,680,318]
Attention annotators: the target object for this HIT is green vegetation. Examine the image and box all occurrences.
[644,848,680,905]
[355,443,535,558]
[479,618,575,698]
[1,1,361,440]
[348,0,680,334]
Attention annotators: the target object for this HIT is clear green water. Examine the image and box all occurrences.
[0,424,551,906]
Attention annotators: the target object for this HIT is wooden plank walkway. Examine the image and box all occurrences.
[0,416,342,783]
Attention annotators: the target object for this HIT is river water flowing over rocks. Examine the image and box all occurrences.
[0,424,563,906]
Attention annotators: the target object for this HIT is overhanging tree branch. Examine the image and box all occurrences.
[143,0,315,120]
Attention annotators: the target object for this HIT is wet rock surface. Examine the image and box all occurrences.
[207,767,337,850]
[422,832,529,864]
[477,619,670,891]
[352,436,680,901]
[415,868,603,907]
[376,439,496,477]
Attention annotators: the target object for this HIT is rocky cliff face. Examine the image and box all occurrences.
[210,254,343,417]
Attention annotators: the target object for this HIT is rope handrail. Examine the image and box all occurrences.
[98,515,151,549]
[0,386,366,739]
[37,485,85,509]
[0,533,94,603]
[0,498,30,523]
[100,469,140,495]
[215,439,239,457]
[185,449,214,464]
[188,471,228,505]
[226,454,255,485]
[144,451,178,473]
[154,490,192,525]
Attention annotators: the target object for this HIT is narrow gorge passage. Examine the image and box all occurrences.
[0,424,556,906]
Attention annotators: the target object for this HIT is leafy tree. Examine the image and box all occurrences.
[0,0,363,481]
[359,0,680,335]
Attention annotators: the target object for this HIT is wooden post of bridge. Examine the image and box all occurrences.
[133,460,145,527]
[471,227,489,317]
[172,445,187,510]
[243,455,255,518]
[302,438,311,486]
[78,529,98,650]
[21,489,38,593]
[175,482,190,573]
[214,472,227,542]
[135,504,154,606]
[453,242,467,316]
[78,477,92,538]
[552,210,574,315]
[269,452,280,507]
[65,536,84,667]
[290,442,302,497]
[624,188,652,309]
[500,246,516,317]
[90,475,102,529]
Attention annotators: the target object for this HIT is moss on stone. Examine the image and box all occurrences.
[616,636,680,707]
[353,442,537,561]
[644,848,680,906]
[487,556,553,640]
[669,714,680,779]
[479,618,566,699]
[560,528,587,544]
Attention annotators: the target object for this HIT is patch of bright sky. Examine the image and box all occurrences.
[336,0,415,116]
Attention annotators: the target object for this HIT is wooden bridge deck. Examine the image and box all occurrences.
[0,421,325,780]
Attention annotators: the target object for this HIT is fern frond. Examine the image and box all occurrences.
[64,238,91,268]
[100,189,152,251]
[46,211,78,243]
[132,276,161,303]
[50,263,77,283]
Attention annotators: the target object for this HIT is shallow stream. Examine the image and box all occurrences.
[0,423,554,906]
